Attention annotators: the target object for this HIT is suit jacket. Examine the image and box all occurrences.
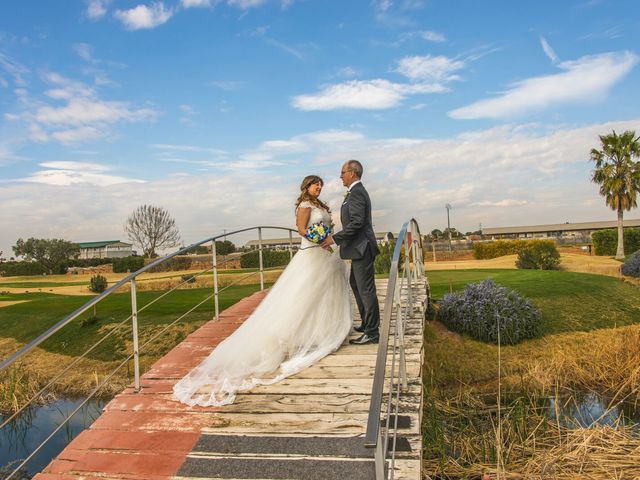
[333,182,380,260]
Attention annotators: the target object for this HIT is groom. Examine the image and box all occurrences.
[322,160,380,345]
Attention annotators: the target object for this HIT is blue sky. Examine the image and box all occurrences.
[1,0,639,255]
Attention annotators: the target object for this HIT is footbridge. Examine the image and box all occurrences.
[1,220,428,480]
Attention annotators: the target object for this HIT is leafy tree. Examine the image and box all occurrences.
[516,241,561,270]
[124,205,181,258]
[444,227,463,239]
[215,240,236,255]
[12,238,79,274]
[430,229,443,240]
[590,130,640,259]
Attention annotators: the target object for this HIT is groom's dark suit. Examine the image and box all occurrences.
[333,182,380,338]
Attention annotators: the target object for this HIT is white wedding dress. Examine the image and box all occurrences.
[173,202,352,407]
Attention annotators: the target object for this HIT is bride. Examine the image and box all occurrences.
[173,175,353,407]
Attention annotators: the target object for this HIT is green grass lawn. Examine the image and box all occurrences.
[427,269,640,334]
[0,284,269,362]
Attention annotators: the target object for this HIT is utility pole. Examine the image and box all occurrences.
[445,203,452,252]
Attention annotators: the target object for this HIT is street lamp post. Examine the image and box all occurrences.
[445,203,452,253]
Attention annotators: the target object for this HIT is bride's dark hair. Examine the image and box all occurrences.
[295,175,331,213]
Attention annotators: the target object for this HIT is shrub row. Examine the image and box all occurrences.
[592,228,640,256]
[474,239,556,260]
[112,256,145,273]
[0,261,48,276]
[240,249,291,268]
[438,279,542,345]
[67,258,113,268]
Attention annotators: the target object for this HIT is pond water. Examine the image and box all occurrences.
[547,391,640,428]
[0,397,104,478]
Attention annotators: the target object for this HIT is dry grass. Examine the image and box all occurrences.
[423,322,640,479]
[524,325,640,401]
[425,253,624,279]
[0,320,201,414]
[0,269,284,296]
[423,385,640,480]
[0,300,29,308]
[128,269,283,292]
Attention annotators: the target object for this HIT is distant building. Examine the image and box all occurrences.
[482,219,640,240]
[244,232,396,250]
[77,240,134,259]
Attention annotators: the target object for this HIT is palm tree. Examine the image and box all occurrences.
[590,130,640,259]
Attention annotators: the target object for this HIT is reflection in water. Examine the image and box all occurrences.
[547,391,640,428]
[0,397,104,477]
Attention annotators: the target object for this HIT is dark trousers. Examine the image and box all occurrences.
[349,248,380,337]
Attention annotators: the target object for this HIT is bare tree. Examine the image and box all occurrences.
[124,205,181,258]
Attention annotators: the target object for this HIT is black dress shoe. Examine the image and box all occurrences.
[349,334,379,345]
[354,324,365,333]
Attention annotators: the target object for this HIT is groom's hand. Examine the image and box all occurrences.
[321,235,335,249]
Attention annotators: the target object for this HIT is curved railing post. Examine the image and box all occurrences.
[212,240,219,320]
[258,227,265,290]
[0,224,300,480]
[288,230,293,261]
[130,278,141,393]
[365,219,426,479]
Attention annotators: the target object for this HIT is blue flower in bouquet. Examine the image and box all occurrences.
[305,221,333,252]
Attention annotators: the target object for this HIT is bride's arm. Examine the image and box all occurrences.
[296,207,311,237]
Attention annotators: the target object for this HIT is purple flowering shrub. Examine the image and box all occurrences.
[621,251,640,278]
[438,279,542,345]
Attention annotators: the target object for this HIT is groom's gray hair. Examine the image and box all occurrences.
[346,159,363,178]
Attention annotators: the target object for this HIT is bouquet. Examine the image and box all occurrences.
[305,221,333,252]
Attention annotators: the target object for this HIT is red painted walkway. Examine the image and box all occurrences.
[34,289,268,480]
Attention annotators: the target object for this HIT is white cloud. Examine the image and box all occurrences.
[180,0,213,7]
[449,51,638,120]
[419,30,446,43]
[208,80,245,90]
[40,161,110,172]
[151,143,227,155]
[3,119,640,257]
[540,36,559,64]
[398,30,446,43]
[334,66,360,78]
[292,79,446,111]
[74,43,94,63]
[20,161,144,187]
[6,72,158,144]
[227,0,267,8]
[85,0,110,20]
[264,38,305,60]
[374,0,393,12]
[50,126,105,144]
[114,2,174,30]
[35,98,156,126]
[0,53,29,87]
[470,199,528,207]
[395,55,464,82]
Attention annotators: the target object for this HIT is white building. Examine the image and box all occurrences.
[482,219,640,240]
[77,240,134,259]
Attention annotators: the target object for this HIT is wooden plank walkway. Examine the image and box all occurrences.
[34,279,425,480]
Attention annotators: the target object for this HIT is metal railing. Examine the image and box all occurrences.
[0,225,297,480]
[365,218,427,480]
